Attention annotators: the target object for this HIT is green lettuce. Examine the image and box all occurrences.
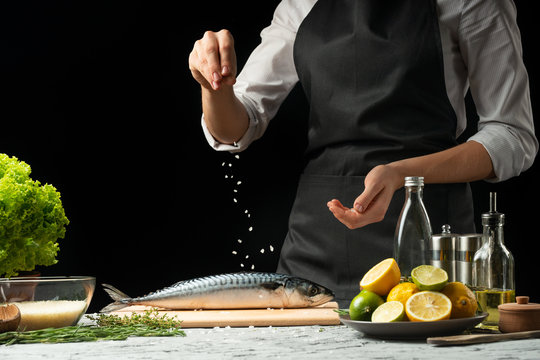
[0,154,69,278]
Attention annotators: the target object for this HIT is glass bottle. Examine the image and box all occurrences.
[472,192,515,328]
[393,176,432,281]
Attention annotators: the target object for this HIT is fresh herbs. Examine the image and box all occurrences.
[333,309,350,316]
[0,308,186,345]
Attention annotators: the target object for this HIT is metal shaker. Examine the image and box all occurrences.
[429,224,457,282]
[456,233,483,286]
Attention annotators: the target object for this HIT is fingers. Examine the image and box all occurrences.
[327,199,363,230]
[189,29,236,90]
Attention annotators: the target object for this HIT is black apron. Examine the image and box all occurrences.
[276,0,475,307]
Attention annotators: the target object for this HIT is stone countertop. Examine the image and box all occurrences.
[0,317,539,360]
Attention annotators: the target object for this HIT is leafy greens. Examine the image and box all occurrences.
[0,154,69,278]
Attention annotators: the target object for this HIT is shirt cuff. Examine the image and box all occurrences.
[200,105,259,153]
[467,123,535,183]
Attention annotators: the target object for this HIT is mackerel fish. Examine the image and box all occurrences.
[100,272,334,312]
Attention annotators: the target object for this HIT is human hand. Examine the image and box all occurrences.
[327,165,404,229]
[189,29,237,90]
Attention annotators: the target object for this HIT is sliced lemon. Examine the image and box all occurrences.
[405,291,452,322]
[371,301,406,323]
[410,265,448,291]
[360,258,401,296]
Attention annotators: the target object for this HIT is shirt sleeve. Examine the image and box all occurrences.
[201,0,314,152]
[459,0,538,182]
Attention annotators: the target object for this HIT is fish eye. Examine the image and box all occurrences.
[308,285,319,296]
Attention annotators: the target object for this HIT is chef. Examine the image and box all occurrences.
[189,0,537,306]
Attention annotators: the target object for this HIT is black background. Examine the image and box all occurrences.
[1,1,538,313]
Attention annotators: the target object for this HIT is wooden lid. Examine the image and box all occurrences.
[498,296,540,311]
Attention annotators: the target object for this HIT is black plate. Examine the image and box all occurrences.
[340,313,488,339]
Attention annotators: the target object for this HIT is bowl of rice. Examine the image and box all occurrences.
[0,276,95,331]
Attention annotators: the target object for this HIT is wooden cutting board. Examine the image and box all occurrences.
[111,302,340,328]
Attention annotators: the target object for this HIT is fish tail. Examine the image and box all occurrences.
[100,283,132,313]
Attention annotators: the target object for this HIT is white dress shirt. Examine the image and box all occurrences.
[202,0,537,182]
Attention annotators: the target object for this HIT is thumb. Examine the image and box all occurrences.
[353,182,383,213]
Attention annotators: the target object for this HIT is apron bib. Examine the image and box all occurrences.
[277,0,475,306]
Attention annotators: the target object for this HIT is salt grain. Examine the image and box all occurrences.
[232,251,237,255]
[237,239,242,243]
[245,255,249,259]
[237,181,242,185]
[251,265,255,270]
[248,227,253,232]
[260,249,265,254]
[235,155,240,159]
[240,263,244,267]
[270,245,274,252]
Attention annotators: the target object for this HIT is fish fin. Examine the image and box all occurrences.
[100,283,132,313]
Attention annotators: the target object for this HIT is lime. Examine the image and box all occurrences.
[405,291,452,322]
[371,301,406,323]
[359,258,401,296]
[410,265,448,291]
[349,290,385,321]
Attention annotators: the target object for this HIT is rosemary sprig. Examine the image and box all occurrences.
[0,308,186,345]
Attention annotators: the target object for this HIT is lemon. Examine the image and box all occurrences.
[410,265,448,291]
[405,291,452,322]
[359,258,401,296]
[349,290,385,321]
[441,282,478,319]
[371,301,406,323]
[386,282,419,307]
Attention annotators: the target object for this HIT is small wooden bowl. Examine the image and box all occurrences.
[499,296,540,333]
[0,304,21,333]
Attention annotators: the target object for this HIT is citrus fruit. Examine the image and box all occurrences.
[410,265,448,291]
[441,282,478,319]
[349,290,385,321]
[359,258,401,296]
[405,291,452,322]
[387,282,419,307]
[371,301,406,323]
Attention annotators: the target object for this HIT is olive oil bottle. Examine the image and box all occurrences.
[472,192,515,328]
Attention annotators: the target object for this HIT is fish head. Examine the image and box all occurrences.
[285,277,335,307]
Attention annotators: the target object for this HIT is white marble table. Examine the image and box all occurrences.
[0,316,539,359]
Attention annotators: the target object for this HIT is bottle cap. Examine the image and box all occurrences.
[404,176,424,187]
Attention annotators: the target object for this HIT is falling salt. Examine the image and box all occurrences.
[248,227,253,232]
[237,181,242,185]
[235,155,240,159]
[270,245,274,252]
[251,265,255,270]
[240,263,244,267]
[245,255,249,259]
[237,239,242,243]
[228,163,232,167]
[232,251,237,255]
[260,249,265,254]
[233,198,237,203]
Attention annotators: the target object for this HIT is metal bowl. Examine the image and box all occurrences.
[0,276,95,331]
